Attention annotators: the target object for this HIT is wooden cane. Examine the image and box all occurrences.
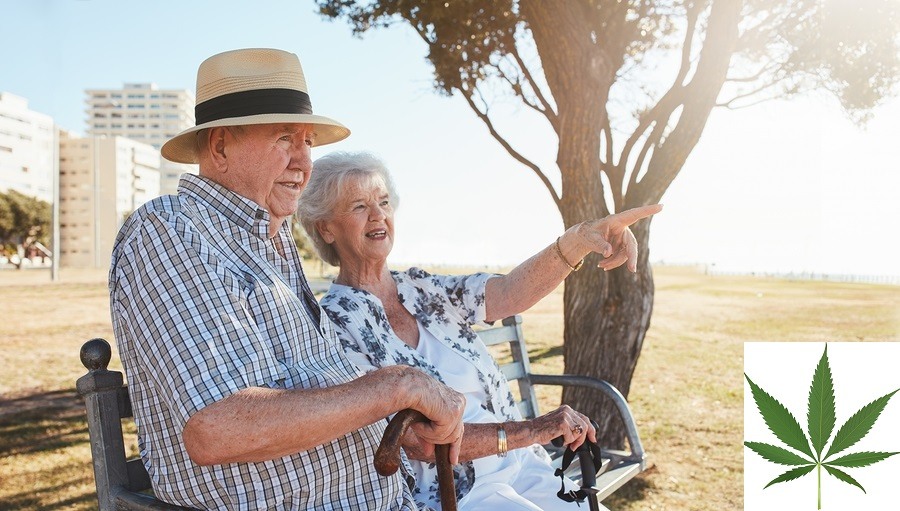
[375,409,457,511]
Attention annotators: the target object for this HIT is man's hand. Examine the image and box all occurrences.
[404,370,466,464]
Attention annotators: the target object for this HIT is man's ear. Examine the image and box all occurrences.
[204,127,229,172]
[317,220,335,244]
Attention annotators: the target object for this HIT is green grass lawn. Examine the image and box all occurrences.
[0,265,897,510]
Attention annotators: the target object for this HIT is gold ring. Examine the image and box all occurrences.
[572,424,584,435]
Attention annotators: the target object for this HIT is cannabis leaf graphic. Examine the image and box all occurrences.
[745,345,898,509]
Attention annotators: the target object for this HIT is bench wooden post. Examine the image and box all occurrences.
[77,338,131,511]
[77,338,195,511]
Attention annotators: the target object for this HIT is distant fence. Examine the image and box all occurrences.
[703,266,900,286]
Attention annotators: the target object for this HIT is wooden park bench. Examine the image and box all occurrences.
[78,315,646,510]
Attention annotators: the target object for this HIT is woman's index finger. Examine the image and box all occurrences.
[608,204,663,227]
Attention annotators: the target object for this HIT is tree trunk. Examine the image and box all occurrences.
[560,211,655,450]
[15,239,25,270]
[551,0,741,450]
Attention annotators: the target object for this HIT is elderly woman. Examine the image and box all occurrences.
[299,151,661,511]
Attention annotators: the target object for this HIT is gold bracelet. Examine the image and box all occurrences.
[554,236,584,272]
[497,424,508,458]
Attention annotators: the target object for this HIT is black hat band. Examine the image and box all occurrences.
[195,88,313,125]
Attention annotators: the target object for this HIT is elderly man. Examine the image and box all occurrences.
[109,48,464,510]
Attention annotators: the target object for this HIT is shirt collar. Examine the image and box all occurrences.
[177,173,276,239]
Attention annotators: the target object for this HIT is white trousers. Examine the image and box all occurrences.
[455,447,585,511]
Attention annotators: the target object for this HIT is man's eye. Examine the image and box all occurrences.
[305,138,313,146]
[380,200,390,207]
[279,135,292,142]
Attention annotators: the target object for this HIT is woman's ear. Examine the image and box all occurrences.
[317,220,336,244]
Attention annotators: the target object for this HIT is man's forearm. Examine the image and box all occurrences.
[183,365,419,465]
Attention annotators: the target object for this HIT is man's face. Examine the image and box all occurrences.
[223,123,314,227]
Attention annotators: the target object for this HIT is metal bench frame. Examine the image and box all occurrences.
[478,315,647,505]
[78,315,645,510]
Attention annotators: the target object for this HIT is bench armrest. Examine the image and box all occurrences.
[527,373,646,468]
[113,489,197,510]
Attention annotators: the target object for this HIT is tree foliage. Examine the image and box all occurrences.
[318,1,900,207]
[0,190,51,250]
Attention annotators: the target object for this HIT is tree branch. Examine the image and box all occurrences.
[631,0,743,205]
[602,121,614,166]
[496,64,549,118]
[717,78,785,108]
[675,1,702,87]
[629,119,666,193]
[508,46,559,132]
[725,61,780,83]
[458,86,561,209]
[620,3,701,171]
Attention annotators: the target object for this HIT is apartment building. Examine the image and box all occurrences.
[58,134,160,268]
[85,82,195,195]
[0,92,55,203]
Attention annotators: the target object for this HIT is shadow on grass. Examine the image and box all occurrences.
[0,389,87,456]
[602,464,658,508]
[0,388,98,511]
[0,481,96,511]
[529,345,564,363]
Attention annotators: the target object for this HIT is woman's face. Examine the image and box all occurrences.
[319,174,395,267]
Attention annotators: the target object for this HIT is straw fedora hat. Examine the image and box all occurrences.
[161,48,350,164]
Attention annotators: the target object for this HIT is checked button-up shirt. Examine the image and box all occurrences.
[109,174,417,510]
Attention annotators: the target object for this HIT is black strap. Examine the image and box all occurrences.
[554,439,604,505]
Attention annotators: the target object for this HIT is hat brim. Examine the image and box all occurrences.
[160,113,350,164]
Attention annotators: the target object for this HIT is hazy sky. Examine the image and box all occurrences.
[3,0,898,276]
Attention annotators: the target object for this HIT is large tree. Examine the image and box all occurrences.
[317,0,900,445]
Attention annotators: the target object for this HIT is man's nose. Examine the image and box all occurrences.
[290,141,312,167]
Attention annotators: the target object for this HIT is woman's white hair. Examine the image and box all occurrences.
[298,151,399,266]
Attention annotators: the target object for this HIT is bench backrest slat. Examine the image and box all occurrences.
[478,324,519,346]
[479,315,542,420]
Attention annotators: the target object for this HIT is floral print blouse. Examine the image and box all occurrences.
[321,268,539,509]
